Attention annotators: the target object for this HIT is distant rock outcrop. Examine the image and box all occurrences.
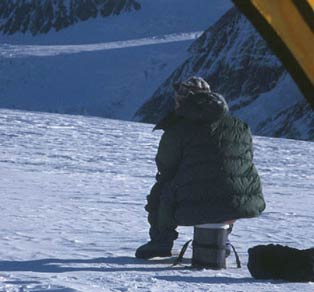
[0,0,141,35]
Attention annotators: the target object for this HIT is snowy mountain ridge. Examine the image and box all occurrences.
[0,0,140,35]
[0,0,231,123]
[135,8,314,141]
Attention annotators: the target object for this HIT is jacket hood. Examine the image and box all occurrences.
[175,91,229,123]
[153,92,229,131]
[153,111,182,131]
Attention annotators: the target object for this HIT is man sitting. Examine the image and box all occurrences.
[136,76,266,259]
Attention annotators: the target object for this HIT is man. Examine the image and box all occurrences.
[136,76,266,259]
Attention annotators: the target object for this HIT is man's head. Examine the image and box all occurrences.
[173,76,211,109]
[172,76,229,122]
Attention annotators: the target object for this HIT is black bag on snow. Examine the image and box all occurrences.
[247,244,314,282]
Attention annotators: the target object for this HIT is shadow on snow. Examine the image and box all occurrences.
[0,256,182,273]
[0,256,278,284]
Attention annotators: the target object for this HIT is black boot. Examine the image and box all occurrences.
[136,226,178,259]
[135,240,173,259]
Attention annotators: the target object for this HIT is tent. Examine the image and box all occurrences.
[232,0,314,108]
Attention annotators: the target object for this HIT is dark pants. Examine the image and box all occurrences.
[145,182,178,242]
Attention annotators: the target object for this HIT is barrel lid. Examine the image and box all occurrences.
[195,223,230,229]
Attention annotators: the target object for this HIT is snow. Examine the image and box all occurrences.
[0,32,202,58]
[233,73,303,130]
[0,108,314,292]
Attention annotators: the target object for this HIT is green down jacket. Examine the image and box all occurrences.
[150,91,265,226]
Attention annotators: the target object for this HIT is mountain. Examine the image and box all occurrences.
[134,8,314,141]
[0,0,231,121]
[1,108,314,291]
[0,0,232,44]
[0,0,140,35]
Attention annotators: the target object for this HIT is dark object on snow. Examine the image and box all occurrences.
[135,240,173,259]
[192,224,230,269]
[248,244,314,282]
[172,224,241,269]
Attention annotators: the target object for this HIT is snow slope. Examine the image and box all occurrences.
[0,0,232,121]
[0,108,314,292]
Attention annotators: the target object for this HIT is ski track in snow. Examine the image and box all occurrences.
[0,109,314,292]
[0,32,202,58]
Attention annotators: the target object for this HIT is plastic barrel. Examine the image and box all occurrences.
[192,223,230,269]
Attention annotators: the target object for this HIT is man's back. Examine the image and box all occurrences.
[156,99,265,225]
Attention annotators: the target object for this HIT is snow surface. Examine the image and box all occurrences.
[0,109,314,292]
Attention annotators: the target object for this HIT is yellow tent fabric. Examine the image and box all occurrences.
[232,0,314,108]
